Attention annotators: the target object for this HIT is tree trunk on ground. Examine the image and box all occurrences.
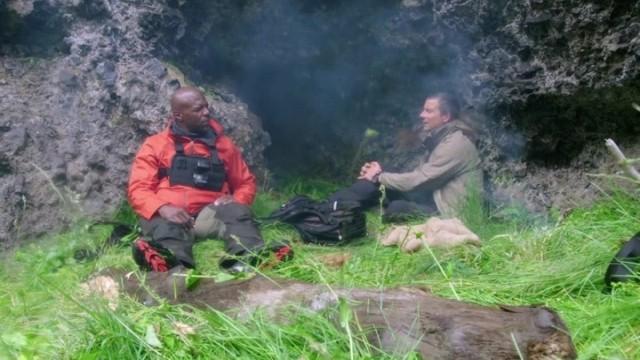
[117,268,576,360]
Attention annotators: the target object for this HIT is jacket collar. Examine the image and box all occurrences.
[167,119,221,148]
[424,120,475,150]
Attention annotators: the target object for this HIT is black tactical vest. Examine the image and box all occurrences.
[161,141,226,191]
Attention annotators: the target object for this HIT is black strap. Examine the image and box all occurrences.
[158,141,184,179]
[175,141,185,154]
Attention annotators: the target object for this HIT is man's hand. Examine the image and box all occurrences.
[358,161,382,182]
[359,161,380,177]
[214,195,235,206]
[158,204,193,226]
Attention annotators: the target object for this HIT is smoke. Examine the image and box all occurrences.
[175,0,476,176]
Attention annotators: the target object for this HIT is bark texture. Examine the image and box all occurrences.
[120,269,576,360]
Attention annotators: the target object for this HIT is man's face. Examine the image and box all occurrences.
[176,93,210,133]
[419,98,449,131]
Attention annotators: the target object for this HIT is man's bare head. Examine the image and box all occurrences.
[170,87,210,133]
[170,87,205,113]
[419,92,459,131]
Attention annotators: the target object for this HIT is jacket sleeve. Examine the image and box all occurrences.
[127,139,168,220]
[222,138,257,205]
[378,133,470,192]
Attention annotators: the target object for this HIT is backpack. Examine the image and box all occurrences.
[604,232,640,290]
[266,195,367,245]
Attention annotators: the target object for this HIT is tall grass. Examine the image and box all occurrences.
[1,184,639,359]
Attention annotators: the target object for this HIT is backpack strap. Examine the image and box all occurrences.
[604,232,640,290]
[158,141,185,179]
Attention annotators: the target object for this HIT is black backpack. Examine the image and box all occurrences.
[266,195,367,245]
[604,232,640,290]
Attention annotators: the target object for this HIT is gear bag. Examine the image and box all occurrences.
[604,232,640,290]
[266,195,367,245]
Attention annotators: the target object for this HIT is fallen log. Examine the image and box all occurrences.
[96,267,576,359]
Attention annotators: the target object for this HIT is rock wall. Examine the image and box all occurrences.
[442,0,640,211]
[0,0,269,247]
[160,0,640,212]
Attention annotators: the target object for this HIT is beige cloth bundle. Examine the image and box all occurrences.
[381,217,480,252]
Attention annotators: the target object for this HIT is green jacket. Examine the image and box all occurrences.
[378,120,482,216]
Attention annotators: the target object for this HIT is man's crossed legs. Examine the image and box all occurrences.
[133,202,283,273]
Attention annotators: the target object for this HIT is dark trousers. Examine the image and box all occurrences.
[328,179,437,222]
[139,202,264,269]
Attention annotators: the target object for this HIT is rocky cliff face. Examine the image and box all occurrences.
[439,0,640,211]
[0,0,638,246]
[0,0,269,247]
[162,0,640,211]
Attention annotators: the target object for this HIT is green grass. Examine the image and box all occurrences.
[1,183,639,359]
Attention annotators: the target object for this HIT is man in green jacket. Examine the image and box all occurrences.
[329,92,482,220]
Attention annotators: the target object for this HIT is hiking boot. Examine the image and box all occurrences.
[132,238,178,272]
[219,254,255,274]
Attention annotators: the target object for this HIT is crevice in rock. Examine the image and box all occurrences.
[0,156,11,177]
[497,77,640,165]
[0,1,69,57]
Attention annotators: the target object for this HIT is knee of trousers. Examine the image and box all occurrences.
[194,203,255,239]
[382,200,421,220]
[145,219,193,243]
[330,180,380,207]
[214,202,254,223]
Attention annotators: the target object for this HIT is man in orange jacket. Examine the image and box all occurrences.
[128,87,284,272]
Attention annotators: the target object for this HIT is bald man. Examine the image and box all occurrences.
[128,87,289,272]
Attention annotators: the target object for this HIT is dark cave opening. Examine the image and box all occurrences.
[172,0,464,177]
[0,2,69,57]
[500,77,640,166]
[163,0,640,174]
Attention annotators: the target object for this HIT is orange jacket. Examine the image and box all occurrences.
[128,119,257,220]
